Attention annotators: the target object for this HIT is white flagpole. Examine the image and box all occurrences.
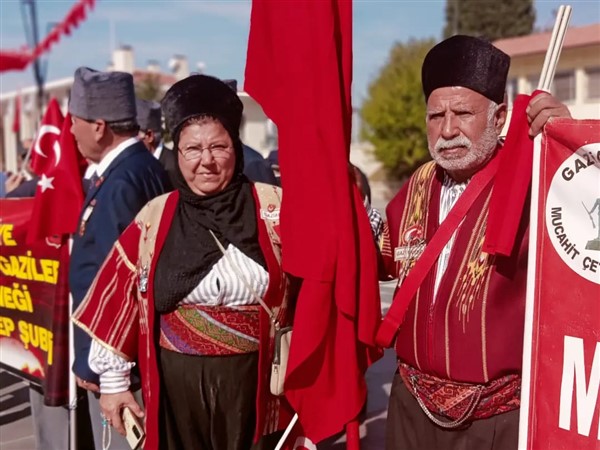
[518,133,542,450]
[518,5,572,449]
[68,238,77,450]
[275,413,298,450]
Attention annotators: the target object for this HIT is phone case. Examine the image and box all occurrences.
[122,407,145,450]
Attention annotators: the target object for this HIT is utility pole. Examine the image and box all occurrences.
[20,0,47,123]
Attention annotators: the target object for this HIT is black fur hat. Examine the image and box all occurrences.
[161,74,243,139]
[422,35,510,105]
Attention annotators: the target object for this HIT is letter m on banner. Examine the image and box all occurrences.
[559,337,600,439]
[520,119,600,449]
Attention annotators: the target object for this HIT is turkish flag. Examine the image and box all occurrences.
[30,98,65,176]
[27,113,86,243]
[245,0,381,445]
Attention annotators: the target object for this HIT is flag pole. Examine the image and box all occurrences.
[518,5,571,448]
[345,420,360,450]
[274,413,298,450]
[68,238,77,450]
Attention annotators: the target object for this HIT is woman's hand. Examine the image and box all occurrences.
[99,391,144,436]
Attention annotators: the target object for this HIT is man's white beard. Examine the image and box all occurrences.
[428,123,499,176]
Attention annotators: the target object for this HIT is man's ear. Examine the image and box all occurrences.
[93,119,107,142]
[494,103,508,135]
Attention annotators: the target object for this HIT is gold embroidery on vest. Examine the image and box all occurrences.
[448,192,495,333]
[396,163,436,281]
[397,162,436,370]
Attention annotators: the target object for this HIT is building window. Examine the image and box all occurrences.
[552,71,575,102]
[586,67,600,100]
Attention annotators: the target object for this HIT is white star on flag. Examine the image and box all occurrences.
[38,174,55,193]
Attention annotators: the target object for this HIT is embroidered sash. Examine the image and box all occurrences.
[399,363,520,426]
[159,305,261,355]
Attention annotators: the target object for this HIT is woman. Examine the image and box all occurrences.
[73,75,293,449]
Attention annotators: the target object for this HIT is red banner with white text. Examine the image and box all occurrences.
[522,119,600,448]
[0,198,70,406]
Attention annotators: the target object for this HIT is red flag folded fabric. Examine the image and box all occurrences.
[30,98,65,176]
[27,113,86,243]
[484,93,532,256]
[245,0,381,444]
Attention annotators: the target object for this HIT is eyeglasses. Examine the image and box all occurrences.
[178,144,233,161]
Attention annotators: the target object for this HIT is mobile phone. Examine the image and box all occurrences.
[122,406,145,450]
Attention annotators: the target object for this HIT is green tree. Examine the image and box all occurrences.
[135,74,163,101]
[444,0,535,41]
[360,38,435,179]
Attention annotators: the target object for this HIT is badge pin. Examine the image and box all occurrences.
[260,209,280,221]
[138,264,149,293]
[394,239,426,262]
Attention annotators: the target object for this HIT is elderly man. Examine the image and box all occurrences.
[380,35,570,449]
[69,67,171,449]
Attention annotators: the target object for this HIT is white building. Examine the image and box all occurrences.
[494,23,600,119]
[0,46,276,172]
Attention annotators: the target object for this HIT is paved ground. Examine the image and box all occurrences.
[0,281,396,450]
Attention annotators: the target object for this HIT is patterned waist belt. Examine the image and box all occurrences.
[399,363,521,429]
[159,304,260,356]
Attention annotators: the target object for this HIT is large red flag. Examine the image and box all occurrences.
[245,0,381,444]
[30,98,64,176]
[27,113,86,243]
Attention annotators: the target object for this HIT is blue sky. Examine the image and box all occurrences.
[1,0,599,106]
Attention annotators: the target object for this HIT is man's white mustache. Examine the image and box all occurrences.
[435,136,472,151]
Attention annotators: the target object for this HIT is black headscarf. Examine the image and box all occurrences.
[154,76,266,313]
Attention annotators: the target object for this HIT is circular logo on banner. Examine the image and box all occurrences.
[545,143,600,285]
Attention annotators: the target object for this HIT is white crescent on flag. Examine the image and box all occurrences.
[34,124,62,167]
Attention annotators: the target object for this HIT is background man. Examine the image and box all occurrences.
[136,98,177,176]
[69,67,171,449]
[381,35,570,449]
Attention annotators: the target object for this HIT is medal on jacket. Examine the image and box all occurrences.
[394,225,426,284]
[260,203,280,221]
[78,199,96,236]
[138,264,149,293]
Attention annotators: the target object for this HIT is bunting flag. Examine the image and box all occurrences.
[30,98,64,176]
[27,113,86,243]
[245,0,382,446]
[0,0,95,74]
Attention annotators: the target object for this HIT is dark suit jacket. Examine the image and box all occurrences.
[242,144,278,185]
[5,176,40,198]
[70,141,171,382]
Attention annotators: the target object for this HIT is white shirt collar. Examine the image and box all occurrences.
[95,137,139,176]
[153,141,163,160]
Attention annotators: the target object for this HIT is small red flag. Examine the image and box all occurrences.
[30,98,65,176]
[27,113,86,243]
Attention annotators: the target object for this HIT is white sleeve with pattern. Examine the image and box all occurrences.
[365,198,384,242]
[88,340,135,394]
